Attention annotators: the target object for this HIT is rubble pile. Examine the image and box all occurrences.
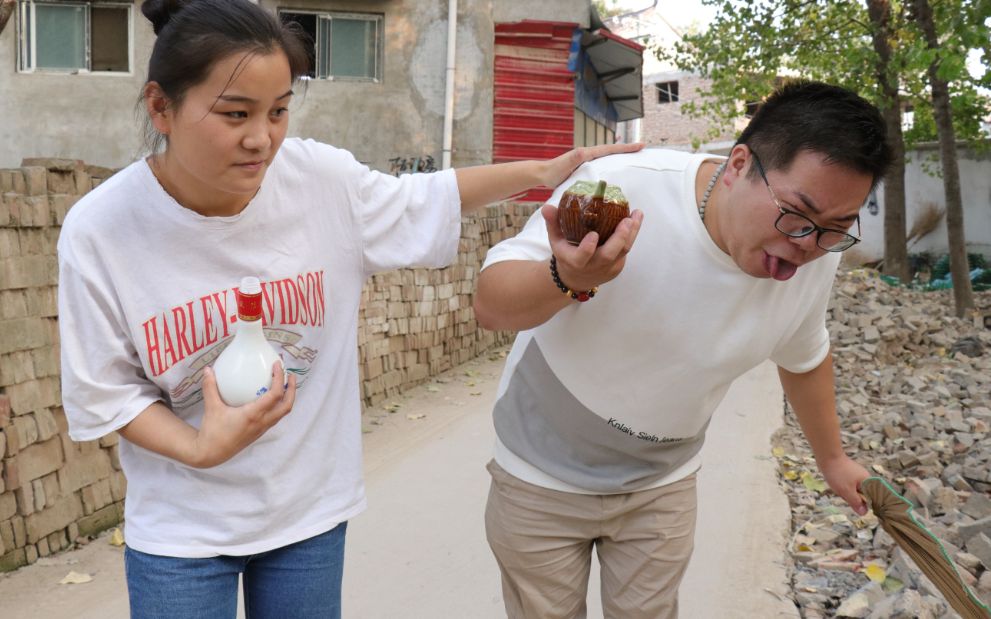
[773,269,991,618]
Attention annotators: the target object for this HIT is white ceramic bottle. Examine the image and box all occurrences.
[213,276,283,406]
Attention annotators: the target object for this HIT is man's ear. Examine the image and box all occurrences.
[144,82,172,135]
[722,143,753,188]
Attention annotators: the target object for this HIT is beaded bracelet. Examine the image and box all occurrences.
[550,255,598,302]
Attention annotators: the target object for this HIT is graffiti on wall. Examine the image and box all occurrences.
[389,155,438,177]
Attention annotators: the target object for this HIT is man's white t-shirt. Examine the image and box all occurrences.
[58,138,462,557]
[482,148,840,495]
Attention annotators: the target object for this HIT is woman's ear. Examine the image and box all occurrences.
[144,82,172,136]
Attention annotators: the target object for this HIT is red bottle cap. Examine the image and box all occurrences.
[237,276,263,321]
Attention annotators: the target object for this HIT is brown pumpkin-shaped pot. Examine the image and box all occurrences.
[557,180,630,246]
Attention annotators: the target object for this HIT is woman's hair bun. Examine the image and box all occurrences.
[141,0,191,36]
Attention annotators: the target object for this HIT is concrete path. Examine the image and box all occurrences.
[0,351,799,618]
[679,361,800,619]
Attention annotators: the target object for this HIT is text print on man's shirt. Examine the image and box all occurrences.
[140,271,325,408]
[606,417,691,445]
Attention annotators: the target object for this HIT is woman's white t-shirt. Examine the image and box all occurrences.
[57,138,462,557]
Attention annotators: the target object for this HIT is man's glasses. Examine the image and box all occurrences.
[750,150,861,252]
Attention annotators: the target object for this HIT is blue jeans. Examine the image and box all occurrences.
[124,523,347,619]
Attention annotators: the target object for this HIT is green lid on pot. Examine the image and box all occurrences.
[564,180,628,204]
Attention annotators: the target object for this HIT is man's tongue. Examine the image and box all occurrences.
[764,253,798,281]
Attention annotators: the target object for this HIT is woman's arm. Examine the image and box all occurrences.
[454,143,642,211]
[118,363,296,468]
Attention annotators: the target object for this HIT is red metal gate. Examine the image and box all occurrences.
[493,21,578,203]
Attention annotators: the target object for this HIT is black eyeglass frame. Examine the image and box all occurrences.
[749,150,862,253]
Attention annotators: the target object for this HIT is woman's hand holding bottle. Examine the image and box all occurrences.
[117,361,296,469]
[190,361,297,468]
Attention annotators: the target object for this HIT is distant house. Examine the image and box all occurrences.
[0,0,643,188]
[604,6,741,151]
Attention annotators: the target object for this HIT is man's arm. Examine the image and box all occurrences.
[473,259,572,331]
[474,203,643,331]
[778,351,869,515]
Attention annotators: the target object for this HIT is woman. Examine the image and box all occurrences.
[56,0,642,617]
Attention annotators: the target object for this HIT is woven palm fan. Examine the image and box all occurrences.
[860,477,991,618]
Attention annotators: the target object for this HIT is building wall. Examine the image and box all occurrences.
[850,142,991,264]
[493,1,589,26]
[0,2,154,169]
[0,0,589,171]
[0,157,535,571]
[268,0,496,172]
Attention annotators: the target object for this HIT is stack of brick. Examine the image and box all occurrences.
[0,158,538,571]
[0,158,123,572]
[357,202,535,405]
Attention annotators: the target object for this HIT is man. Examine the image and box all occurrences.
[473,80,892,618]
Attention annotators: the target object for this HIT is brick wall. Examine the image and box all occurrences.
[0,158,533,571]
[357,203,535,405]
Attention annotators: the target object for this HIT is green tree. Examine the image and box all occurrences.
[908,0,987,315]
[868,0,910,283]
[656,0,991,304]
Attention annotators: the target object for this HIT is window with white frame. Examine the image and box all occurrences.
[280,10,382,82]
[18,1,131,73]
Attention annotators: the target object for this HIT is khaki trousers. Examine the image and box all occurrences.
[485,461,697,619]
